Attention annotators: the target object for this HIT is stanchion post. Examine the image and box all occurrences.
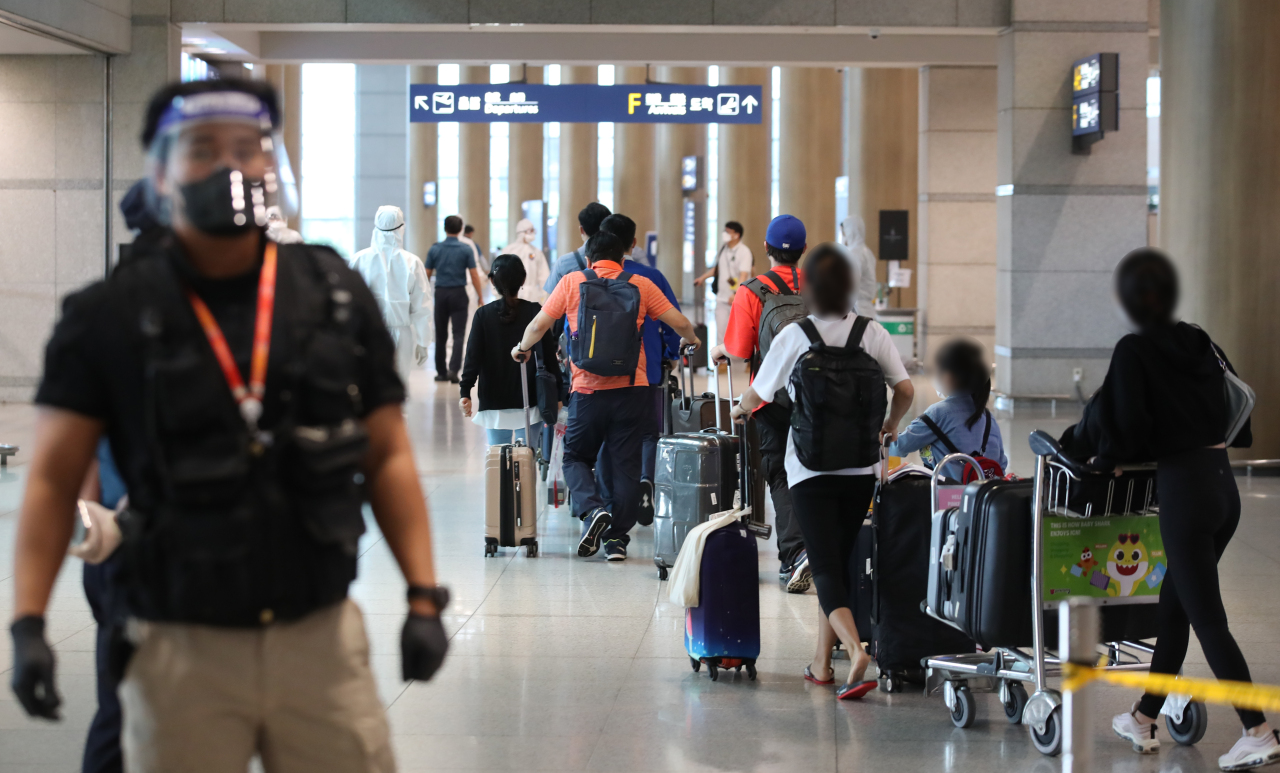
[1061,599,1100,773]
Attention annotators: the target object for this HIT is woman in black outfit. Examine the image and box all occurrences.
[459,255,560,445]
[1068,249,1278,770]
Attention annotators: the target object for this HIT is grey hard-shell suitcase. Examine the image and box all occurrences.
[670,355,730,435]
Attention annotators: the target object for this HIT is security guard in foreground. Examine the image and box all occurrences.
[9,79,448,772]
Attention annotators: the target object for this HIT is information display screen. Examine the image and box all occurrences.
[1073,55,1104,96]
[409,84,763,124]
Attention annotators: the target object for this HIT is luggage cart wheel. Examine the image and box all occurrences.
[1166,701,1209,746]
[1029,706,1063,756]
[657,565,669,581]
[690,657,701,673]
[1003,682,1029,724]
[746,661,757,681]
[950,685,976,729]
[708,662,719,682]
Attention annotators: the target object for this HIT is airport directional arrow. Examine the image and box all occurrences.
[414,95,431,111]
[743,95,758,114]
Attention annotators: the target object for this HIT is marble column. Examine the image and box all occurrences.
[459,65,490,254]
[1161,0,1280,455]
[717,67,772,275]
[612,66,656,241]
[557,65,598,256]
[918,66,998,358]
[995,2,1149,397]
[655,66,707,303]
[407,65,438,260]
[857,68,918,309]
[265,65,303,228]
[779,67,842,252]
[507,65,544,245]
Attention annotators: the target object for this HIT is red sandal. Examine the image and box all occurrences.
[836,680,877,701]
[804,665,835,685]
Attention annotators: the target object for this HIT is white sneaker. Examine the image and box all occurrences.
[1219,729,1280,771]
[1113,706,1160,754]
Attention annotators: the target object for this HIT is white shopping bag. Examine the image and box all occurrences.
[546,422,566,484]
[667,508,751,608]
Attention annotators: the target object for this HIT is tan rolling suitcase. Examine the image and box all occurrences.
[484,359,539,557]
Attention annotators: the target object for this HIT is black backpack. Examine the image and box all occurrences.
[745,267,808,405]
[789,316,888,471]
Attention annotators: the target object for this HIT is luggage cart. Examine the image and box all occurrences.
[920,431,1208,756]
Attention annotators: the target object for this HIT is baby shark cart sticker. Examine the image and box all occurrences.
[1043,515,1166,605]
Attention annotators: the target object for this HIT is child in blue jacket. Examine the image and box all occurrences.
[889,338,1008,480]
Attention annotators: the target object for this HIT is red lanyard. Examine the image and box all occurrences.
[185,242,278,429]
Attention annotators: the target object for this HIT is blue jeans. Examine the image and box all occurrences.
[485,422,543,447]
[564,386,649,545]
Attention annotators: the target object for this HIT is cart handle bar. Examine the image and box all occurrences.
[930,452,985,514]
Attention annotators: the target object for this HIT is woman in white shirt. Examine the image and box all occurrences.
[731,243,914,700]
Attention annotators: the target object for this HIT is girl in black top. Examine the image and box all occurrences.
[459,255,560,445]
[1075,250,1278,768]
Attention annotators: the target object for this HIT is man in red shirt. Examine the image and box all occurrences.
[709,214,811,592]
[513,231,699,561]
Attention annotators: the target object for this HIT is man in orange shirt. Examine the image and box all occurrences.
[513,231,700,560]
[709,214,811,592]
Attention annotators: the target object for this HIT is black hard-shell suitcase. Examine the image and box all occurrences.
[947,478,1036,649]
[869,471,975,687]
[848,518,874,643]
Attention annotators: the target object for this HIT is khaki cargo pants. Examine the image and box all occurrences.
[119,599,395,773]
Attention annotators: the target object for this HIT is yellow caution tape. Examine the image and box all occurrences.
[1062,663,1280,714]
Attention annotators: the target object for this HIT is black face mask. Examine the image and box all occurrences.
[179,167,265,236]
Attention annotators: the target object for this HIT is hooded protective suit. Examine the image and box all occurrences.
[348,206,432,384]
[265,205,304,244]
[840,215,879,319]
[502,218,549,303]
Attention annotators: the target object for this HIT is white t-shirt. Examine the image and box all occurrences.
[749,313,910,487]
[716,242,753,304]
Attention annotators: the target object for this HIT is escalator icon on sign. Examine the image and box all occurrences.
[433,92,455,114]
[716,93,739,116]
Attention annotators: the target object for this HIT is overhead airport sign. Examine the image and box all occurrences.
[409,84,763,124]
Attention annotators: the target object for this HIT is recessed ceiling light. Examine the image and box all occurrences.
[185,38,207,45]
[205,47,226,54]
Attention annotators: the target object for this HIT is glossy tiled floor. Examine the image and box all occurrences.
[2,369,1280,772]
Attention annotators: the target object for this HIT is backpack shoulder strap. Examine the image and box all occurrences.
[980,411,992,454]
[797,318,822,347]
[920,414,961,456]
[762,270,793,296]
[581,269,597,281]
[845,315,872,350]
[616,271,633,284]
[575,250,586,271]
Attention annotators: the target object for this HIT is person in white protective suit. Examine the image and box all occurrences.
[348,206,432,385]
[265,205,304,244]
[839,215,879,319]
[502,218,549,303]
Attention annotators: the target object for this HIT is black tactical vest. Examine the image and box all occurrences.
[114,244,371,627]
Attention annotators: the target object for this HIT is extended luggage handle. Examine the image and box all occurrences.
[723,364,772,539]
[678,343,698,411]
[517,357,532,450]
[929,452,985,515]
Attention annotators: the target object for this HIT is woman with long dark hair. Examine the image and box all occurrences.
[1072,249,1277,770]
[459,254,560,445]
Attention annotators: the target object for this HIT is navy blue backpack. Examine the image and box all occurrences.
[570,269,643,381]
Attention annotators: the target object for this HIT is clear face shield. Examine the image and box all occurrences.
[145,90,298,237]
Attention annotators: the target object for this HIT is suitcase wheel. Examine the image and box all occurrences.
[950,684,976,729]
[690,657,701,673]
[484,540,498,558]
[745,661,757,681]
[657,565,669,581]
[525,540,538,558]
[879,673,904,694]
[707,662,719,682]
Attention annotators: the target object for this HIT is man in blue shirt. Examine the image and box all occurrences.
[425,214,485,382]
[543,202,611,295]
[593,213,681,526]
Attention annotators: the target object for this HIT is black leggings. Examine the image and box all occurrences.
[1136,448,1264,728]
[788,474,878,618]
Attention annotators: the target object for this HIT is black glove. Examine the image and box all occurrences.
[10,615,61,720]
[401,613,449,682]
